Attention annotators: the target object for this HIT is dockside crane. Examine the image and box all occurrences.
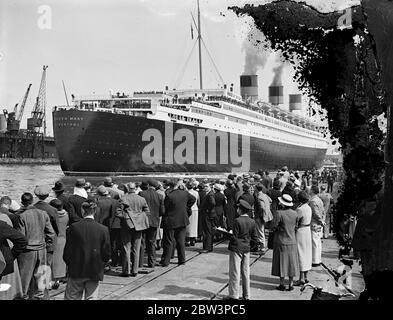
[27,65,48,135]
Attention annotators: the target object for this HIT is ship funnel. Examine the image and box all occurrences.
[240,75,258,103]
[268,85,284,106]
[289,94,302,112]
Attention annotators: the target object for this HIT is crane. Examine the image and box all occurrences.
[27,65,48,135]
[6,83,32,133]
[17,83,32,122]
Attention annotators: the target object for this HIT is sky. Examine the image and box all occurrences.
[0,0,359,145]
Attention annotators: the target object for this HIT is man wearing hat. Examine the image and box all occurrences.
[34,185,60,267]
[139,179,165,269]
[118,182,150,276]
[213,184,226,239]
[224,179,237,231]
[103,177,124,200]
[237,183,254,218]
[318,185,333,239]
[63,200,111,300]
[227,199,258,300]
[95,185,119,226]
[52,181,72,217]
[160,183,196,266]
[199,183,216,253]
[68,178,89,225]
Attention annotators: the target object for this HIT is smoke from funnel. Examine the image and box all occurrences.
[272,54,285,86]
[242,29,270,75]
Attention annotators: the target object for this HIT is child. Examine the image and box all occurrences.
[227,200,258,300]
[49,199,69,289]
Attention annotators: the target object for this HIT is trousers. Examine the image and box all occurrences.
[228,251,250,300]
[139,227,158,268]
[312,229,322,264]
[254,217,266,249]
[109,228,122,266]
[202,215,216,251]
[161,227,186,265]
[17,249,46,299]
[64,278,99,300]
[120,228,142,275]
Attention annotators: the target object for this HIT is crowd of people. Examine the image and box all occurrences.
[0,166,336,300]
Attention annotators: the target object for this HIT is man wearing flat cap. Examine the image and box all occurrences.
[227,199,258,300]
[34,185,60,267]
[103,177,124,200]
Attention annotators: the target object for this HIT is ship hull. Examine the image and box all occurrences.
[53,110,327,175]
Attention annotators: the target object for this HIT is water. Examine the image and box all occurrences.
[0,164,230,201]
[0,165,64,200]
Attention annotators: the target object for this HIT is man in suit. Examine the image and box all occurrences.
[118,183,150,277]
[139,180,165,269]
[63,200,111,300]
[160,183,196,266]
[34,185,59,267]
[199,183,216,253]
[68,178,89,224]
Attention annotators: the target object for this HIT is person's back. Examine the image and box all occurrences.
[64,218,110,281]
[276,209,298,245]
[228,215,257,253]
[164,189,195,229]
[319,191,332,214]
[139,187,164,228]
[17,206,54,250]
[121,193,147,213]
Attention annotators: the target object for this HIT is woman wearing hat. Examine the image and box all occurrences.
[271,194,300,291]
[294,191,312,286]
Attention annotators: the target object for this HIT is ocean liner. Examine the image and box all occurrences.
[52,2,327,175]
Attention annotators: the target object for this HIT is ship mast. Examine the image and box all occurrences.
[197,0,203,90]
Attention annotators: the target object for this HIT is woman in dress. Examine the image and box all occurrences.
[49,199,69,289]
[271,194,300,291]
[186,181,200,246]
[294,191,312,286]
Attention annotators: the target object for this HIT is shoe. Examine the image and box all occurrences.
[312,263,321,267]
[160,263,169,267]
[200,249,210,253]
[304,279,309,284]
[276,285,286,291]
[178,262,186,266]
[185,242,190,247]
[119,273,131,277]
[293,280,305,286]
[51,281,60,290]
[130,273,138,277]
[287,286,294,291]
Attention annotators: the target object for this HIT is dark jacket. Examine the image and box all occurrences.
[228,215,258,254]
[95,195,119,227]
[0,221,27,278]
[56,193,73,217]
[68,194,87,224]
[199,190,216,218]
[262,175,272,190]
[163,189,196,229]
[139,187,165,228]
[63,218,111,281]
[0,207,21,229]
[34,200,59,252]
[214,191,226,217]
